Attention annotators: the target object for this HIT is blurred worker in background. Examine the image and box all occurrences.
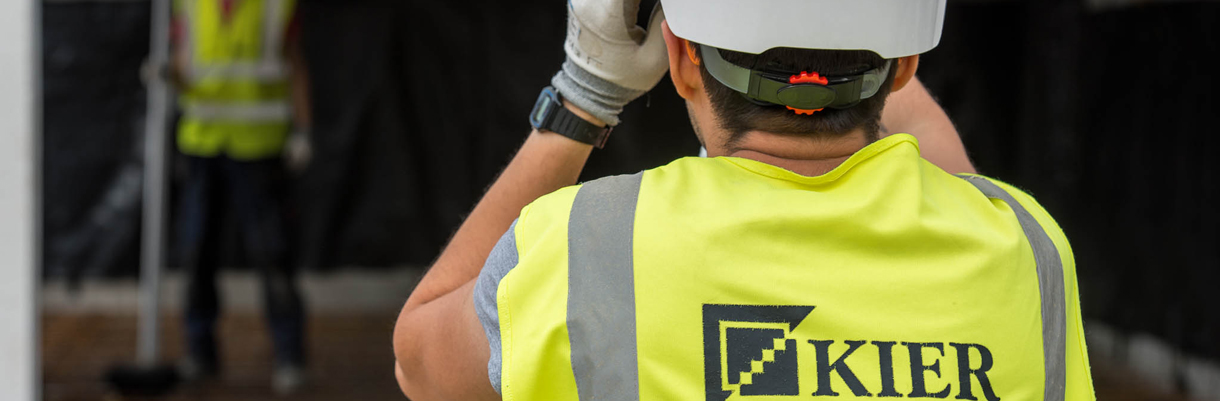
[394,0,1093,400]
[169,0,310,394]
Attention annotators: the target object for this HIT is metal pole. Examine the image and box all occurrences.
[138,0,173,366]
[0,0,41,398]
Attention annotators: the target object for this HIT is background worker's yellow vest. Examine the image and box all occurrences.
[494,135,1095,401]
[175,0,294,160]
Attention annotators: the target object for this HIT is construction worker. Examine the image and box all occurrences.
[169,0,309,393]
[393,0,1094,400]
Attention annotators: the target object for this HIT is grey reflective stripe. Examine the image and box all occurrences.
[182,0,290,83]
[958,175,1066,401]
[261,0,286,66]
[567,173,644,401]
[188,62,288,81]
[181,100,290,122]
[182,0,197,74]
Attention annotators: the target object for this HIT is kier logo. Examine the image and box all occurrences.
[701,304,1002,401]
[702,304,813,401]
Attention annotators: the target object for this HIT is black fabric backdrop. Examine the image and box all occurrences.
[42,2,149,285]
[41,0,1219,360]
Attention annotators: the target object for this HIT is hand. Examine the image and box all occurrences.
[565,0,668,92]
[284,130,312,173]
[551,0,668,126]
[139,58,171,86]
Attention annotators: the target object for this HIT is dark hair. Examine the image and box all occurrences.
[695,45,897,145]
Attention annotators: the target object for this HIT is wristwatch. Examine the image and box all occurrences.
[529,86,612,148]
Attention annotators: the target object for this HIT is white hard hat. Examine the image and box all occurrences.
[661,0,947,59]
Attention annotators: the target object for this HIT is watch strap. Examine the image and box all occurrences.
[547,106,611,148]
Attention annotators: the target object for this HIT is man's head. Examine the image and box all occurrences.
[662,22,921,155]
[657,0,943,156]
[698,45,902,144]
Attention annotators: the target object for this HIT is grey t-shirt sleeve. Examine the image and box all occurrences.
[473,220,519,395]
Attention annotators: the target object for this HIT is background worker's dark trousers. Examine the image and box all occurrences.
[176,155,305,370]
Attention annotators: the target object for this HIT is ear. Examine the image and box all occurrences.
[662,21,702,101]
[890,55,920,92]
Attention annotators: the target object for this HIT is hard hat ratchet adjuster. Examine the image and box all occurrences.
[700,44,891,115]
[782,72,831,115]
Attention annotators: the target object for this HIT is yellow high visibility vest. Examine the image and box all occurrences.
[175,0,295,160]
[492,134,1095,401]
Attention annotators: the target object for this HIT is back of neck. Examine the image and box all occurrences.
[725,129,871,177]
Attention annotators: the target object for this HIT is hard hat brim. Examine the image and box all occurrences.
[661,0,946,59]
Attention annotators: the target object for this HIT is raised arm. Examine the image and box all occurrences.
[391,0,669,399]
[392,117,596,401]
[881,76,976,174]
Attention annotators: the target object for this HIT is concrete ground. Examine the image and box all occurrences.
[42,268,1205,401]
[43,268,421,401]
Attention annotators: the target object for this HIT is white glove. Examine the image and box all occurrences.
[552,0,668,126]
[284,130,312,173]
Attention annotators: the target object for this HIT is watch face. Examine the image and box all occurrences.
[532,96,553,125]
[530,87,559,128]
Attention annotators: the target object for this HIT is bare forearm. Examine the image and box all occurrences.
[289,71,311,130]
[402,103,597,311]
[882,77,976,174]
[393,105,597,400]
[168,44,190,91]
[288,43,312,130]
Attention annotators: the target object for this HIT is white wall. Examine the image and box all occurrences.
[0,0,39,399]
